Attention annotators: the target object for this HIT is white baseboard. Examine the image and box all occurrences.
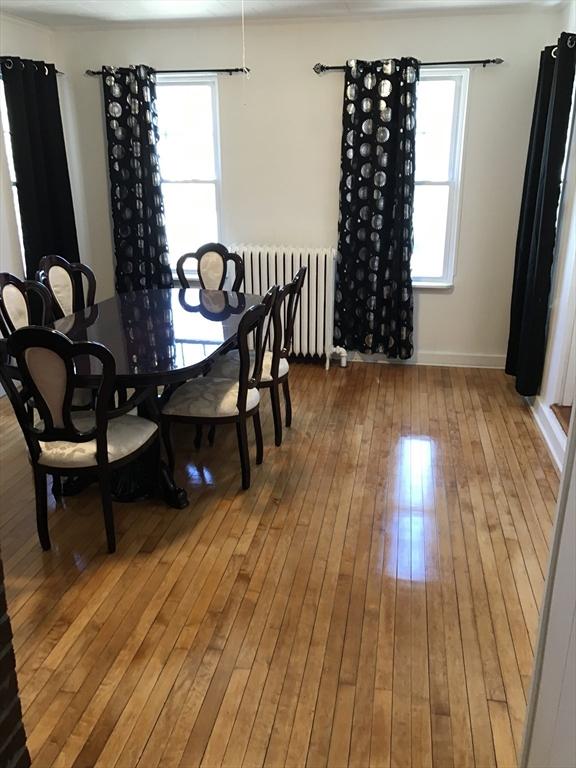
[531,396,568,472]
[345,350,506,368]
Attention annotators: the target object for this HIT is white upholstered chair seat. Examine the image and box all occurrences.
[208,350,289,382]
[162,377,260,419]
[36,412,157,468]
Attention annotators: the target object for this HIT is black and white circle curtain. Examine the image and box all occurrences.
[334,58,418,358]
[101,65,173,293]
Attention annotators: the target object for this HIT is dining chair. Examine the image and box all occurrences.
[36,254,97,319]
[176,242,244,292]
[178,288,247,321]
[0,327,160,553]
[161,290,276,490]
[0,273,53,337]
[207,267,307,446]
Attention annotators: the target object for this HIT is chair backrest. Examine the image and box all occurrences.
[0,273,52,337]
[269,266,307,378]
[178,289,247,320]
[36,255,97,319]
[176,243,244,292]
[0,327,115,464]
[236,287,277,413]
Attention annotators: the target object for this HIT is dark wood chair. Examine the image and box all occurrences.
[36,254,97,319]
[0,273,52,337]
[207,267,307,446]
[178,288,247,321]
[0,327,160,553]
[176,243,244,292]
[161,289,277,490]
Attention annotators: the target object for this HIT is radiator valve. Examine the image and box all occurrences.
[332,346,348,368]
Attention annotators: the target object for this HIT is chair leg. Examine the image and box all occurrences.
[194,424,203,450]
[98,471,116,553]
[52,474,62,501]
[33,466,50,550]
[161,420,175,472]
[270,383,283,447]
[253,411,263,465]
[282,378,292,427]
[208,425,216,446]
[236,418,251,490]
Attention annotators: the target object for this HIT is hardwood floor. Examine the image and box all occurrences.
[551,403,572,435]
[0,363,558,768]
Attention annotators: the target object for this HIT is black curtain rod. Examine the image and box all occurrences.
[85,67,249,77]
[313,57,503,74]
[0,57,65,75]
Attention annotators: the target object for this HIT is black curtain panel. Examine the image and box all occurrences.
[334,57,418,359]
[101,65,173,293]
[0,57,80,280]
[0,558,31,768]
[506,32,576,396]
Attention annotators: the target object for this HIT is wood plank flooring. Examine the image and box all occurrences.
[0,363,558,768]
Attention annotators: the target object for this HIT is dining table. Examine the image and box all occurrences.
[51,287,263,508]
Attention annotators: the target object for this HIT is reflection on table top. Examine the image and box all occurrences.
[53,288,263,383]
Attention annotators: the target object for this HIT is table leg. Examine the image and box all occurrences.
[158,461,188,508]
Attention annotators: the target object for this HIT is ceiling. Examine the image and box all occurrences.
[0,0,565,26]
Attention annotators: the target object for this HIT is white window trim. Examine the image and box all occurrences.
[155,72,222,281]
[413,66,469,289]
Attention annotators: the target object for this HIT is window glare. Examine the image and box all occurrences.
[0,81,26,266]
[162,182,218,259]
[412,185,450,279]
[157,83,216,181]
[156,77,220,269]
[415,79,455,182]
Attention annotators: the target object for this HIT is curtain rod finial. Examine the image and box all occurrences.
[313,63,325,75]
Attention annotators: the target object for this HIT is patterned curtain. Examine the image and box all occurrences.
[334,58,418,359]
[101,65,173,293]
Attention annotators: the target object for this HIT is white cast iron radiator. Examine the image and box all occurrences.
[232,244,338,369]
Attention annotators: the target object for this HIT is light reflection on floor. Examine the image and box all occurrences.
[185,463,215,486]
[390,435,435,583]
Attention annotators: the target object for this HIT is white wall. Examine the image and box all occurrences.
[1,8,565,365]
[521,409,576,768]
[53,8,562,364]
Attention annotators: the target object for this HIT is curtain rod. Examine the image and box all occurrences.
[0,57,65,75]
[85,67,249,77]
[313,57,503,74]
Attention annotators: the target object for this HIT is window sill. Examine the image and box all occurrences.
[413,281,454,289]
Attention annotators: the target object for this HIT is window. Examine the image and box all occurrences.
[412,68,469,286]
[156,74,221,272]
[0,82,25,263]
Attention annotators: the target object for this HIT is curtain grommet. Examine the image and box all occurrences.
[2,58,13,70]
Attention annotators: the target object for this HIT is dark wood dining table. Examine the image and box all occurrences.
[52,287,263,508]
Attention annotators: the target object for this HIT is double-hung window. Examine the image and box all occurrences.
[156,73,221,273]
[412,67,469,286]
[0,81,25,263]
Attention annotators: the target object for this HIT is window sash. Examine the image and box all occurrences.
[412,67,469,287]
[155,73,222,274]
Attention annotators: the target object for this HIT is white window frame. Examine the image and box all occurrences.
[413,66,469,288]
[0,81,26,268]
[155,72,222,280]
